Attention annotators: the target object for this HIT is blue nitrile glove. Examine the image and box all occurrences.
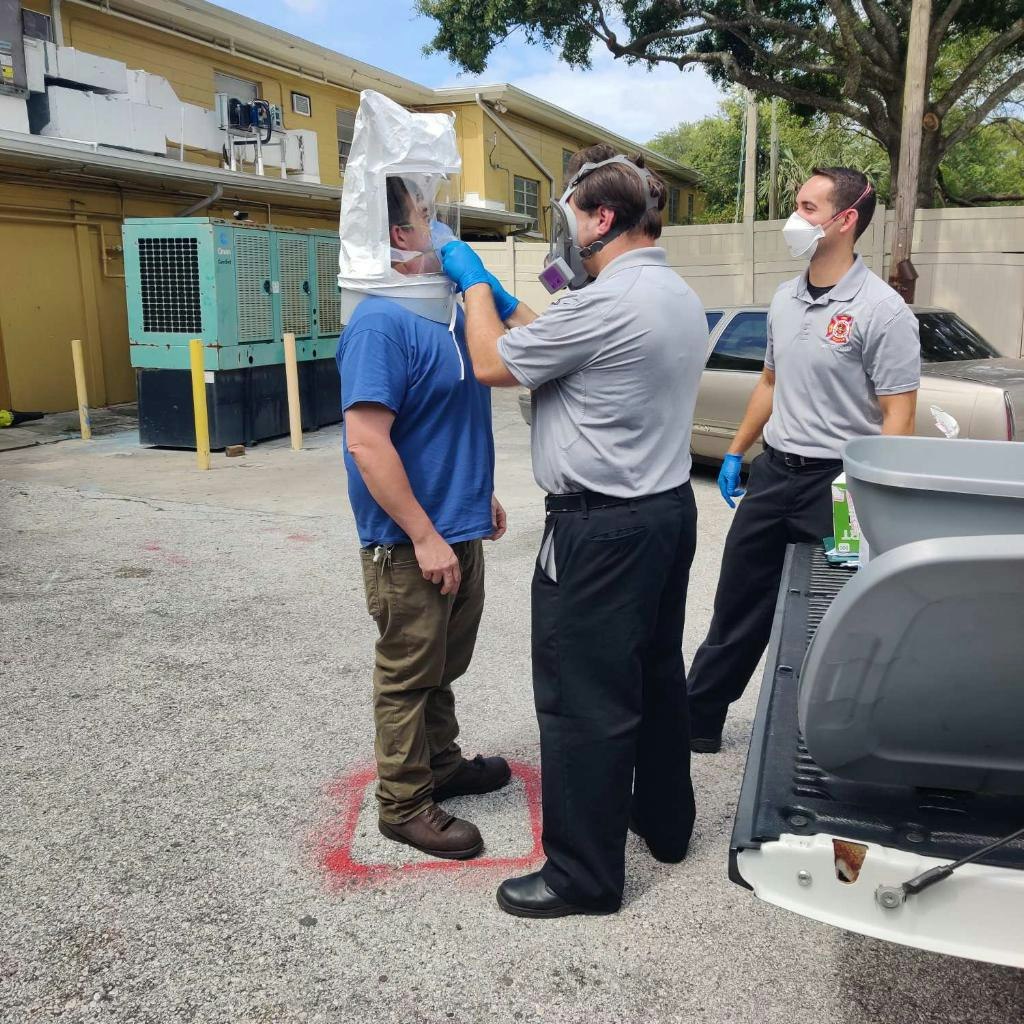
[440,240,490,294]
[718,453,745,509]
[486,271,520,321]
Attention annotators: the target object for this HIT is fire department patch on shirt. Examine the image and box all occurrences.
[826,313,854,344]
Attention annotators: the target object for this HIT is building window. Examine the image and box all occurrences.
[513,175,540,228]
[291,92,311,117]
[687,192,695,224]
[214,72,260,104]
[562,148,574,185]
[668,187,681,225]
[337,108,357,171]
[22,9,53,41]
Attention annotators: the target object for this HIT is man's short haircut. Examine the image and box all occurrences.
[811,166,876,239]
[565,143,667,240]
[386,176,419,230]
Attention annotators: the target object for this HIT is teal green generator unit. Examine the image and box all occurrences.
[123,218,343,448]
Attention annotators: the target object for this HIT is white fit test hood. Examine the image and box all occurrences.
[338,90,462,325]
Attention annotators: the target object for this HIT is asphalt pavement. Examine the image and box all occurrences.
[2,388,1021,1023]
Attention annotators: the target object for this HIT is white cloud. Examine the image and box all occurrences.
[445,46,726,145]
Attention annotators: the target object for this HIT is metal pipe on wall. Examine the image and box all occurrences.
[176,184,225,218]
[51,0,65,46]
[475,93,554,214]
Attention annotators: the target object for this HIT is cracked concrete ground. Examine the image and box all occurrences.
[2,389,1022,1024]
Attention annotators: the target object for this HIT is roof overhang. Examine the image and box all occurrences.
[0,130,342,211]
[66,0,435,105]
[457,203,535,229]
[429,84,701,185]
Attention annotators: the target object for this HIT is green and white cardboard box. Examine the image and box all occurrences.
[831,473,861,557]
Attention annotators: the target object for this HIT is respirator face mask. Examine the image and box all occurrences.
[782,182,873,260]
[539,155,661,294]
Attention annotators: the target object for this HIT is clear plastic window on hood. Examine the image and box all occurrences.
[386,173,461,278]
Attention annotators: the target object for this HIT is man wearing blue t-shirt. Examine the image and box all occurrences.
[337,177,511,860]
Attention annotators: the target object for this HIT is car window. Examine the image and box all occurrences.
[706,311,767,372]
[705,310,724,332]
[915,312,1000,363]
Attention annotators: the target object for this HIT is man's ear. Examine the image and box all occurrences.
[838,209,859,236]
[596,204,617,238]
[389,224,406,248]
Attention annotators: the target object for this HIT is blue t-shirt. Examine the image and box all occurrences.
[337,297,495,548]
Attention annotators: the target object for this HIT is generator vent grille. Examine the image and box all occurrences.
[138,237,201,334]
[316,238,342,336]
[279,236,311,338]
[235,232,273,343]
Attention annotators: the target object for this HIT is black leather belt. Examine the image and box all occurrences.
[764,444,843,471]
[545,485,687,514]
[545,490,632,513]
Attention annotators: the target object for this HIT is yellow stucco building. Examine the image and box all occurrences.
[1,0,702,412]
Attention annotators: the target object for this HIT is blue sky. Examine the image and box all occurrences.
[215,0,726,144]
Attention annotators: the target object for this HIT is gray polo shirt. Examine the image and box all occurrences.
[763,256,920,460]
[497,247,708,497]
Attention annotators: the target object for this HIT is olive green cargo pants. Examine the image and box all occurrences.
[359,539,485,824]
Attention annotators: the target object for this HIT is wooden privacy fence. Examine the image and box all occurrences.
[472,205,1024,359]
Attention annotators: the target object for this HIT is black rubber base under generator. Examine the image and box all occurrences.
[136,358,341,449]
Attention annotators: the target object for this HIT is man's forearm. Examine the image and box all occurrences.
[505,303,537,328]
[880,391,917,435]
[347,437,437,544]
[464,284,518,387]
[728,377,775,455]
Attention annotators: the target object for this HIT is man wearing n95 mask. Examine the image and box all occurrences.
[441,145,708,919]
[338,173,513,862]
[686,167,920,755]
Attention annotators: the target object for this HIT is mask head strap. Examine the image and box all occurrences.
[562,155,661,259]
[827,181,873,228]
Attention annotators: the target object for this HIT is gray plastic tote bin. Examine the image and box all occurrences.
[799,534,1024,794]
[842,436,1024,554]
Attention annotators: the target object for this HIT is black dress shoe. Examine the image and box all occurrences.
[496,871,619,919]
[689,735,721,754]
[628,812,689,865]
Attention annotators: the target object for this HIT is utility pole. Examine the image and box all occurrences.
[768,97,780,221]
[743,89,758,223]
[888,0,932,302]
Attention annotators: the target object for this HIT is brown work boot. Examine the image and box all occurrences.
[433,755,512,802]
[378,804,483,860]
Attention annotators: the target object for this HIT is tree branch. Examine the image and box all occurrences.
[861,0,903,61]
[934,17,1024,117]
[929,0,965,66]
[942,65,1024,150]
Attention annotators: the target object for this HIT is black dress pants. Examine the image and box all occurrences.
[532,483,698,910]
[686,448,841,740]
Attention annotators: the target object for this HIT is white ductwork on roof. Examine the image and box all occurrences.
[16,36,320,182]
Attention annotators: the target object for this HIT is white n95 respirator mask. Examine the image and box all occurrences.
[781,181,874,261]
[781,212,827,261]
[540,155,661,294]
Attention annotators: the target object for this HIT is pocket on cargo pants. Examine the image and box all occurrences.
[359,548,382,620]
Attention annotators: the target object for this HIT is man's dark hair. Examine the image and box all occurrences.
[811,166,876,239]
[386,176,421,230]
[565,143,667,240]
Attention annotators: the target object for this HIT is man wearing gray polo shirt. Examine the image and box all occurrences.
[687,167,920,753]
[440,145,708,918]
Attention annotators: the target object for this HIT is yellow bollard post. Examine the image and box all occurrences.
[70,338,92,440]
[189,339,211,471]
[283,331,303,451]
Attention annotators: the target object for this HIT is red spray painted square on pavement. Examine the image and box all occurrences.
[318,761,544,883]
